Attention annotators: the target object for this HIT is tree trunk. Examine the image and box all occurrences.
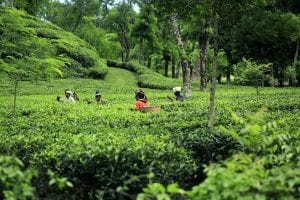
[293,31,299,86]
[199,18,210,91]
[124,33,130,62]
[164,59,169,77]
[194,57,200,78]
[171,58,176,78]
[226,67,231,84]
[182,60,191,97]
[138,38,144,64]
[147,56,151,68]
[170,13,191,97]
[175,61,180,78]
[294,32,299,65]
[208,0,218,128]
[224,49,232,85]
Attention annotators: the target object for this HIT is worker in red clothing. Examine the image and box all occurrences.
[135,88,149,110]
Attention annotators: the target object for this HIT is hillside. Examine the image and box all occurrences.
[0,7,107,79]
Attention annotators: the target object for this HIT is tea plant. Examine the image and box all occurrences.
[0,76,299,199]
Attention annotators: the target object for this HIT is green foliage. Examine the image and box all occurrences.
[0,7,108,79]
[131,4,162,64]
[47,169,73,191]
[233,58,272,86]
[189,109,300,199]
[75,16,122,60]
[102,2,136,61]
[0,155,36,200]
[137,183,186,200]
[0,74,299,199]
[284,65,298,85]
[138,108,300,199]
[231,8,300,85]
[107,60,182,89]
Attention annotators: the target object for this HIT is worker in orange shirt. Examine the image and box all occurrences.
[135,88,149,110]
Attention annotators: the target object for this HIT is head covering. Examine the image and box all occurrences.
[65,90,73,95]
[135,88,144,95]
[95,89,101,96]
[173,87,181,93]
[135,88,147,102]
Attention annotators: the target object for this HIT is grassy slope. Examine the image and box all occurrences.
[107,60,183,89]
[0,7,107,79]
[104,67,137,89]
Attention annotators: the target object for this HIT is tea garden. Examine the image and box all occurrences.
[0,67,299,199]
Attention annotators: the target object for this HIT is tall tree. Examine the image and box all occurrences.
[1,0,50,16]
[103,2,135,62]
[135,0,197,97]
[170,13,192,97]
[207,0,218,127]
[216,0,300,86]
[131,4,160,65]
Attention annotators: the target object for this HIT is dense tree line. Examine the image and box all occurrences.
[1,0,299,88]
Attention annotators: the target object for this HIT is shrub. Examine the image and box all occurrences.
[0,156,36,200]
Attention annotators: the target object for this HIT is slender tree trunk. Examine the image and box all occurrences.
[294,32,299,64]
[270,63,275,87]
[172,58,176,78]
[175,62,180,78]
[226,65,232,84]
[224,49,232,84]
[208,0,218,128]
[138,38,144,64]
[182,60,191,97]
[293,31,299,86]
[164,59,169,77]
[147,56,151,68]
[194,57,200,78]
[199,18,210,91]
[124,33,130,62]
[170,13,191,97]
[13,80,18,117]
[119,23,130,62]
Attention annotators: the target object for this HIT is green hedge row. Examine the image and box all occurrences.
[107,60,182,89]
[0,99,241,199]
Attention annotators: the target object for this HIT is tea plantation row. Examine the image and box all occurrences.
[0,79,299,199]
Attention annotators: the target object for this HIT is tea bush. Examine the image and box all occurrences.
[0,155,36,200]
[0,77,299,199]
[0,8,108,79]
[138,109,300,200]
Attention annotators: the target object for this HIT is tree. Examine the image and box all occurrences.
[170,13,192,97]
[181,2,211,91]
[227,1,300,86]
[103,2,136,62]
[207,0,218,128]
[131,4,161,65]
[135,0,198,97]
[75,16,122,60]
[1,0,50,16]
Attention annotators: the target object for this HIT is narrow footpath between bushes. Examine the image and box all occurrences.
[104,67,138,89]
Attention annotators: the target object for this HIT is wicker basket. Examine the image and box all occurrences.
[139,106,161,113]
